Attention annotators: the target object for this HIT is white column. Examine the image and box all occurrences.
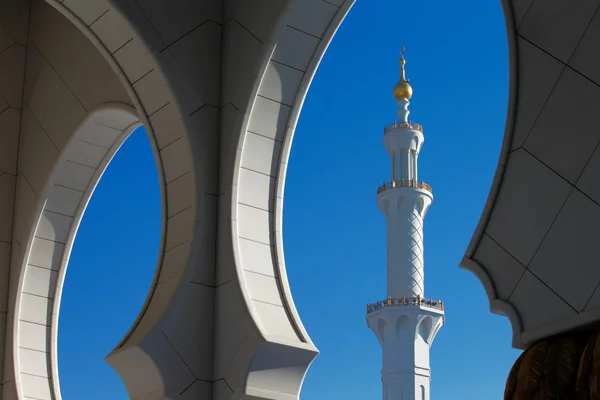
[412,151,419,181]
[397,98,410,122]
[393,150,400,180]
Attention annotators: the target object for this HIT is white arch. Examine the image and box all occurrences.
[21,1,206,398]
[215,1,357,397]
[396,315,412,339]
[10,104,163,400]
[1,0,204,397]
[0,0,367,398]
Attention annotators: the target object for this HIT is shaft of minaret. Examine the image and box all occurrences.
[367,48,444,400]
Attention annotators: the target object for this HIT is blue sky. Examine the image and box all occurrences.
[58,0,520,399]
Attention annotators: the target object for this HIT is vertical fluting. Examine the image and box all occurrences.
[412,150,418,181]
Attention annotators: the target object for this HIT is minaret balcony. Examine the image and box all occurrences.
[377,179,432,195]
[366,296,444,314]
[383,121,423,135]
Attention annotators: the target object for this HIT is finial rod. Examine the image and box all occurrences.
[393,46,413,103]
[394,46,412,122]
[399,47,408,82]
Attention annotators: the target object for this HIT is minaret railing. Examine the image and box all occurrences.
[377,179,432,194]
[383,121,423,134]
[366,296,443,314]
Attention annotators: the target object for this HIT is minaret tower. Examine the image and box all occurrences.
[366,48,445,400]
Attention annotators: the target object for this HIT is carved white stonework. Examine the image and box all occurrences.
[369,90,443,399]
[378,191,431,298]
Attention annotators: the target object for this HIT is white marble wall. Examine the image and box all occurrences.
[0,0,207,398]
[0,0,357,399]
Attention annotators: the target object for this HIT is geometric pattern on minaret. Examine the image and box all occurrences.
[367,48,445,400]
[386,205,425,296]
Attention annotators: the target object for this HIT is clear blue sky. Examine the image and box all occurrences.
[58,0,521,399]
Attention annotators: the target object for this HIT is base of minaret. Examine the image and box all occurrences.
[366,298,444,400]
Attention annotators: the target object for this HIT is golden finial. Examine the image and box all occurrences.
[393,46,413,100]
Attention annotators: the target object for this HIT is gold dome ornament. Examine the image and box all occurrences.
[393,47,413,100]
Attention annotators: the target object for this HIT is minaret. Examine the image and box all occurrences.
[366,48,445,400]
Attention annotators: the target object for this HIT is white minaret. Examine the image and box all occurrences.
[367,48,444,400]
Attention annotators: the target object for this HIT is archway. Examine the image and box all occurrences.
[57,125,160,399]
[2,0,591,398]
[2,0,203,398]
[14,105,145,400]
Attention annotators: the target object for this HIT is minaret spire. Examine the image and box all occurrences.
[394,47,413,122]
[399,46,407,82]
[396,47,412,96]
[366,48,445,400]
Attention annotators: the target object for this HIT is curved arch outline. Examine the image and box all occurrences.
[224,0,303,345]
[415,316,432,343]
[11,103,164,400]
[429,321,443,346]
[459,257,523,348]
[459,0,524,349]
[219,1,358,396]
[271,0,357,343]
[396,314,412,340]
[49,107,143,399]
[43,0,170,352]
[228,0,356,344]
